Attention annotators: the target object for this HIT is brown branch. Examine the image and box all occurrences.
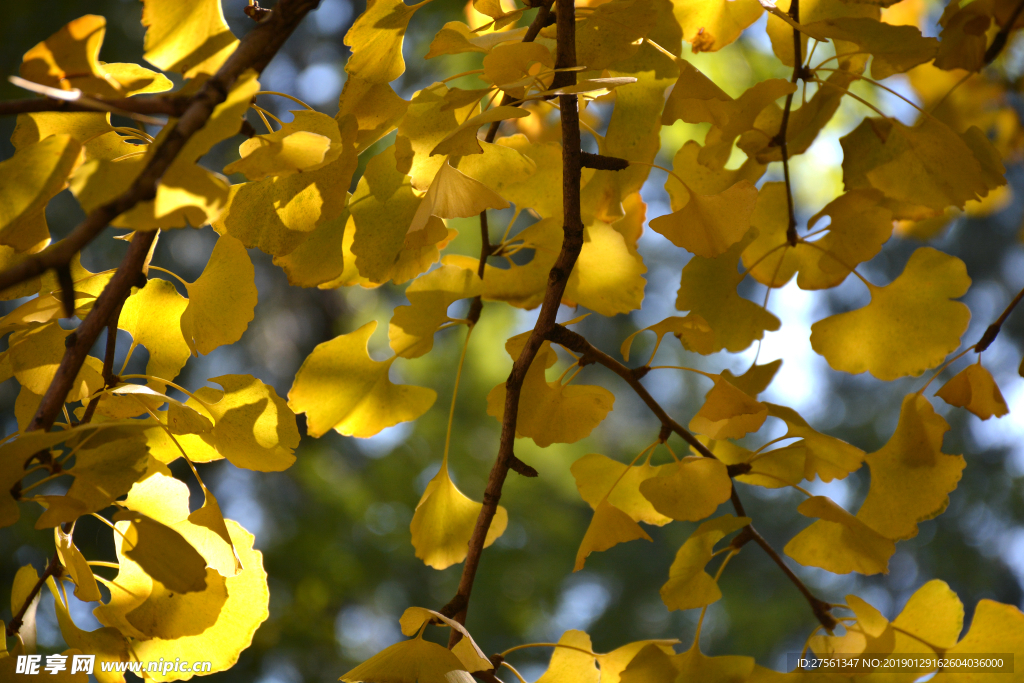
[78,295,129,426]
[5,551,62,637]
[0,0,321,299]
[775,0,806,247]
[545,324,837,632]
[580,152,630,171]
[985,0,1024,65]
[448,0,580,645]
[0,95,189,119]
[976,284,1024,352]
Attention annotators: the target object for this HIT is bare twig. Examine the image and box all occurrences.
[5,551,62,637]
[985,0,1024,65]
[775,0,806,247]
[0,0,322,298]
[0,94,188,119]
[545,324,836,632]
[976,284,1024,352]
[78,296,129,426]
[449,0,581,644]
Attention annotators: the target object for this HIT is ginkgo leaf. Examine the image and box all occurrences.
[784,496,895,575]
[273,207,349,288]
[618,643,681,683]
[126,520,269,680]
[807,17,938,79]
[341,632,467,683]
[673,643,755,683]
[398,607,491,673]
[676,232,781,353]
[936,363,1009,420]
[225,110,344,181]
[8,323,103,401]
[712,439,806,490]
[48,578,131,682]
[621,315,715,362]
[429,107,531,157]
[650,181,758,258]
[564,222,647,317]
[660,514,749,611]
[689,376,768,440]
[344,0,422,84]
[720,360,781,398]
[55,526,101,603]
[576,500,652,571]
[110,509,209,595]
[890,580,963,654]
[389,264,482,359]
[575,0,658,71]
[140,0,239,78]
[810,248,971,380]
[537,630,599,683]
[350,147,450,284]
[856,394,965,541]
[487,342,614,447]
[598,641,679,683]
[765,403,865,482]
[119,278,190,383]
[483,42,552,93]
[410,462,507,569]
[425,22,528,59]
[408,161,509,234]
[0,430,93,528]
[672,0,763,52]
[179,235,258,356]
[639,456,732,522]
[571,453,673,526]
[338,76,410,153]
[193,375,299,472]
[397,83,480,190]
[0,134,81,251]
[933,600,1024,682]
[289,321,437,438]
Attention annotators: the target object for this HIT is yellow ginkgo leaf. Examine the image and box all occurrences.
[765,403,865,482]
[429,107,531,157]
[891,580,963,653]
[807,17,938,79]
[12,564,40,620]
[118,278,190,384]
[8,323,103,401]
[710,438,806,490]
[410,462,507,569]
[639,456,732,522]
[35,433,149,528]
[672,0,763,52]
[344,0,422,84]
[564,221,647,317]
[676,232,781,353]
[598,641,679,683]
[179,235,258,357]
[48,578,131,682]
[340,632,467,683]
[0,134,81,252]
[55,527,101,603]
[575,500,652,571]
[289,321,437,438]
[389,264,482,359]
[660,514,750,611]
[574,0,657,71]
[20,15,111,96]
[933,600,1024,682]
[650,181,758,258]
[537,630,599,683]
[127,520,269,681]
[350,147,449,285]
[487,342,614,447]
[398,607,491,672]
[1,430,90,528]
[618,643,681,683]
[621,314,715,362]
[810,247,971,380]
[225,110,344,181]
[571,453,673,526]
[483,42,552,92]
[784,496,895,576]
[193,374,299,472]
[273,207,349,288]
[936,363,1009,420]
[856,394,965,541]
[673,642,755,683]
[396,83,479,190]
[689,376,768,440]
[408,161,510,234]
[720,359,781,398]
[140,0,239,78]
[110,509,210,595]
[338,76,410,153]
[425,22,528,59]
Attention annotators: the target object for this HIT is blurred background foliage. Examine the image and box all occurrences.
[2,0,1024,681]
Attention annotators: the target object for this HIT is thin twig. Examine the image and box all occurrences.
[544,324,836,632]
[985,0,1024,65]
[78,299,127,426]
[0,94,189,119]
[0,0,322,298]
[776,0,806,247]
[976,284,1024,352]
[448,0,580,645]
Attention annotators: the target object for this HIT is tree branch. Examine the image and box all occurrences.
[78,296,128,426]
[449,0,580,644]
[985,0,1024,65]
[5,551,61,637]
[976,283,1024,352]
[0,0,322,298]
[0,94,189,119]
[545,324,836,632]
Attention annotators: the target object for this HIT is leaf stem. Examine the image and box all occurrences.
[442,327,474,470]
[916,346,974,395]
[975,283,1024,353]
[500,642,599,658]
[648,365,719,380]
[256,90,314,110]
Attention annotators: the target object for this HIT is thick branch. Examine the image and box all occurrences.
[449,0,580,644]
[0,0,321,298]
[976,284,1024,352]
[27,232,155,432]
[545,324,836,632]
